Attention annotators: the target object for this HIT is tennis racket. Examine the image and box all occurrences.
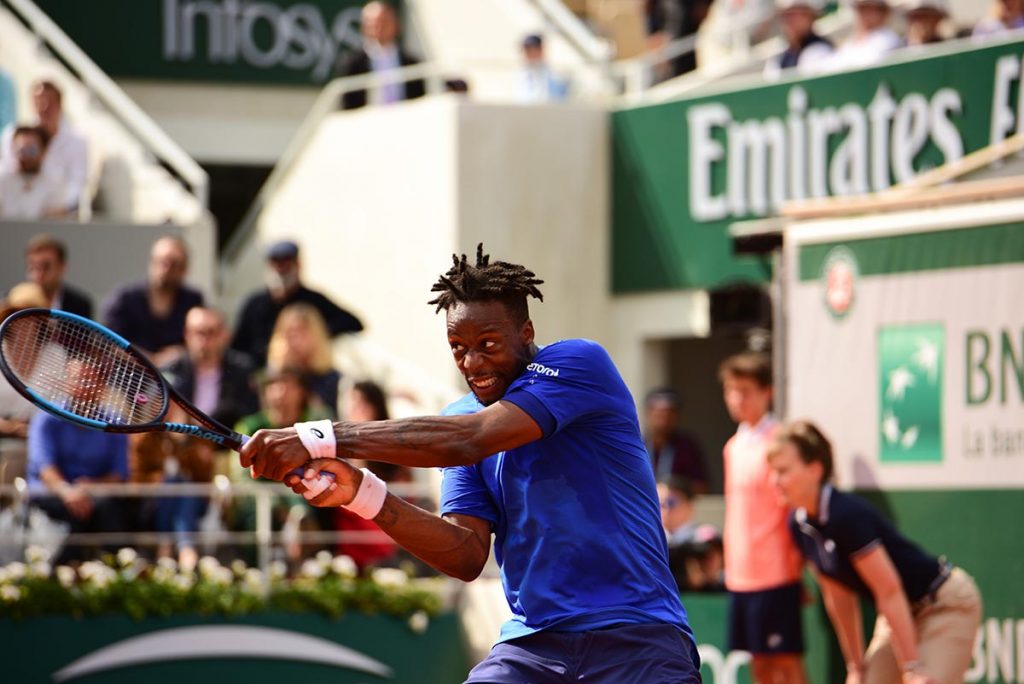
[0,308,330,486]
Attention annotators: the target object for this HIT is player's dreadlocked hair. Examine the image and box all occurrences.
[428,244,544,324]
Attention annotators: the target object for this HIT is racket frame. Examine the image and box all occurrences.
[0,308,248,451]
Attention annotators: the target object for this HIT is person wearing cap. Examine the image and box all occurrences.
[230,239,363,366]
[520,34,570,103]
[764,0,834,79]
[824,0,901,72]
[768,420,981,684]
[904,0,947,46]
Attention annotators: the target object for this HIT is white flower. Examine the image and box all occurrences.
[5,562,26,581]
[315,550,333,568]
[25,545,52,564]
[331,555,358,578]
[157,557,178,572]
[1,585,22,602]
[152,566,175,584]
[78,561,104,580]
[29,562,51,579]
[371,567,408,588]
[198,556,221,578]
[243,568,265,592]
[172,574,195,591]
[0,568,10,584]
[407,610,429,634]
[269,560,288,581]
[116,548,138,567]
[210,567,234,586]
[89,567,116,589]
[230,559,247,577]
[56,566,76,588]
[300,559,326,579]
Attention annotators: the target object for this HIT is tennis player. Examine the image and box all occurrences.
[241,245,701,683]
[767,420,981,684]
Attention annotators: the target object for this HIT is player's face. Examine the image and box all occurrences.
[446,300,535,406]
[722,375,772,426]
[768,442,821,509]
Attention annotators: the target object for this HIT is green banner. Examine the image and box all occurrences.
[2,612,468,683]
[32,0,393,85]
[612,38,1024,292]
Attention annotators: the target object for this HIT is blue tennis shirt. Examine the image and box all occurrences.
[440,339,693,644]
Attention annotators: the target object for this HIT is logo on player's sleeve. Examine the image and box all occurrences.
[526,362,559,377]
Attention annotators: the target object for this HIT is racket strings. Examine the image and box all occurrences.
[1,314,166,426]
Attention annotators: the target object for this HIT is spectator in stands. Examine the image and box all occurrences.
[336,1,425,110]
[230,239,362,366]
[24,234,93,318]
[644,388,708,493]
[973,0,1024,38]
[1,81,88,215]
[904,0,948,46]
[266,302,341,416]
[519,34,570,103]
[0,283,47,440]
[0,125,67,220]
[27,358,128,562]
[163,306,258,431]
[103,235,204,366]
[764,0,834,78]
[335,380,403,570]
[234,367,336,560]
[658,474,699,545]
[768,420,981,684]
[659,475,725,593]
[719,351,807,684]
[0,67,15,139]
[129,415,214,571]
[825,0,900,72]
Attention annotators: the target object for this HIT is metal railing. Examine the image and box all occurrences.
[3,0,209,207]
[0,478,436,577]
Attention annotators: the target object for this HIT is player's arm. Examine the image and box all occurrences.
[284,459,491,581]
[242,399,543,481]
[814,568,866,678]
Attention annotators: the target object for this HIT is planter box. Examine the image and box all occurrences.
[1,611,469,683]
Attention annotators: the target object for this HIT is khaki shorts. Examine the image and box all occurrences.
[863,567,982,684]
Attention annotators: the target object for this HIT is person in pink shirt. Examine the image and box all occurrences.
[720,352,807,683]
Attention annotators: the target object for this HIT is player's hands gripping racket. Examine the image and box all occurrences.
[0,308,332,492]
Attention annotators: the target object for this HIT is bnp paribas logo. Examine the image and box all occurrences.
[878,324,944,462]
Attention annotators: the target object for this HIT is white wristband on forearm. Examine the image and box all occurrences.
[294,419,336,459]
[343,468,387,519]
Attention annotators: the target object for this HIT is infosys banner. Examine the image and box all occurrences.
[612,37,1024,292]
[33,0,389,85]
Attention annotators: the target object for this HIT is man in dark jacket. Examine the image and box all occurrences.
[336,1,425,110]
[230,240,363,365]
[24,233,93,318]
[163,306,258,430]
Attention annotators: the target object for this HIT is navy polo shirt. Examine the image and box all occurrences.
[789,485,942,602]
[440,339,693,645]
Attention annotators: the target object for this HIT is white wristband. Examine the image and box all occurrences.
[294,419,336,460]
[343,468,387,520]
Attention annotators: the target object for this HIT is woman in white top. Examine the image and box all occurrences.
[973,0,1024,38]
[826,0,901,72]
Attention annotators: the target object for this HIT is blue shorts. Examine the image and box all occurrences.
[464,623,702,684]
[727,582,804,655]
